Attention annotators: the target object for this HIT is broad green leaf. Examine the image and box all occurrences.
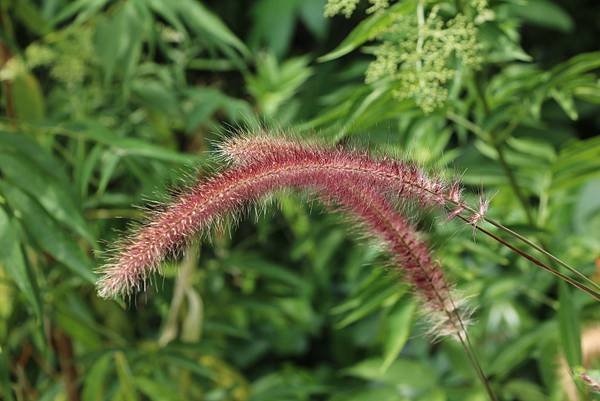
[52,0,109,26]
[135,377,182,401]
[114,352,138,401]
[58,122,201,165]
[381,300,415,373]
[55,306,103,349]
[82,352,114,401]
[488,323,554,379]
[558,281,582,367]
[503,379,548,401]
[131,79,179,116]
[318,0,415,62]
[176,0,249,57]
[0,348,15,401]
[509,0,573,32]
[329,386,405,401]
[0,151,94,243]
[335,281,400,328]
[299,0,328,40]
[0,207,41,319]
[13,0,50,35]
[94,12,128,83]
[0,131,67,182]
[146,0,187,37]
[183,88,225,132]
[225,252,309,291]
[551,89,578,120]
[0,182,96,283]
[250,0,300,57]
[552,137,600,190]
[11,71,45,122]
[549,52,600,86]
[344,358,437,390]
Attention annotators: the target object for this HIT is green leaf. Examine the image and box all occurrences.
[344,358,437,390]
[509,0,574,32]
[0,151,94,243]
[558,281,582,367]
[0,207,41,319]
[549,51,600,87]
[94,13,128,83]
[488,323,554,379]
[176,0,249,57]
[135,377,182,401]
[380,300,415,373]
[52,0,109,26]
[299,0,328,40]
[552,136,600,190]
[250,0,300,57]
[11,71,45,122]
[0,182,96,283]
[502,379,548,401]
[114,352,138,401]
[59,122,201,165]
[551,89,578,120]
[0,348,15,401]
[146,0,187,37]
[131,79,179,116]
[329,386,405,401]
[0,132,68,182]
[318,0,415,62]
[82,352,114,401]
[13,0,50,35]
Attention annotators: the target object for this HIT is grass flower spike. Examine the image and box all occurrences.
[98,133,469,338]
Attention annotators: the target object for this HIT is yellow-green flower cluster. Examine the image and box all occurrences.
[325,0,488,113]
[47,28,95,85]
[324,0,390,17]
[366,5,482,112]
[324,0,361,18]
[15,27,96,87]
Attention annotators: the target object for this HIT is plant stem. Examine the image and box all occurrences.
[447,110,600,295]
[456,214,600,301]
[457,328,498,401]
[482,216,600,293]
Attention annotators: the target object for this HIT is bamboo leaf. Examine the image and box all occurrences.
[0,182,96,283]
[318,0,415,62]
[0,207,41,319]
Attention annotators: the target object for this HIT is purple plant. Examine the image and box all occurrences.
[220,134,470,336]
[98,133,600,401]
[97,133,472,336]
[98,133,600,330]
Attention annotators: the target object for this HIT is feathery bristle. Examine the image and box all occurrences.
[98,132,470,337]
[222,134,470,335]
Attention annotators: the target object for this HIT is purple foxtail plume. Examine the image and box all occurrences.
[97,132,469,335]
[221,134,470,335]
[219,133,464,209]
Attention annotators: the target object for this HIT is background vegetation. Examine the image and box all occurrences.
[0,0,599,400]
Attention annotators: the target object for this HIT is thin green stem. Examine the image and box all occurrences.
[456,214,600,302]
[447,111,600,295]
[457,328,498,401]
[482,216,600,293]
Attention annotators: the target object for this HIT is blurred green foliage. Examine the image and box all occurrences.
[0,0,599,400]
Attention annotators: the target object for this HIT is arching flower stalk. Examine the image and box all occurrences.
[219,133,471,337]
[98,133,479,338]
[97,131,497,397]
[97,132,600,401]
[98,135,464,300]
